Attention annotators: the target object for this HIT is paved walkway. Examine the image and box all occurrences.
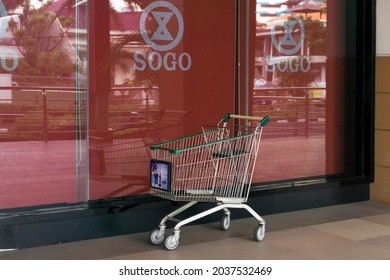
[1,201,390,259]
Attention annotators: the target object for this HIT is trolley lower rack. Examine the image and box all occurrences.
[149,113,270,250]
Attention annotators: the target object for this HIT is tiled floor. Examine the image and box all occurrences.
[1,201,390,260]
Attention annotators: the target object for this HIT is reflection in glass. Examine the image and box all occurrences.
[252,0,327,184]
[88,0,236,200]
[0,0,87,209]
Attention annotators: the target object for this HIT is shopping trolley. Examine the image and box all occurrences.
[149,113,270,250]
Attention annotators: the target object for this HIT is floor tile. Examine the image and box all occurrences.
[361,235,390,250]
[362,213,390,227]
[265,226,390,259]
[309,219,390,241]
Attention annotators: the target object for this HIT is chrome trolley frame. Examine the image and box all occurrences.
[149,113,270,250]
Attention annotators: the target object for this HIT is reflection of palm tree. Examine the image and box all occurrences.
[6,0,80,75]
[110,1,159,87]
[4,0,155,74]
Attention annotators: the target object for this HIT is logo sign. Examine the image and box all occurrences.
[0,0,18,72]
[135,1,192,72]
[140,1,184,52]
[267,12,310,73]
[271,12,305,56]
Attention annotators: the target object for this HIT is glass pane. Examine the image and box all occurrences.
[0,0,87,210]
[88,0,237,200]
[251,0,352,184]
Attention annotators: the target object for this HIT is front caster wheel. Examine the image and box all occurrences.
[220,214,230,231]
[165,235,179,251]
[253,224,265,242]
[150,228,164,245]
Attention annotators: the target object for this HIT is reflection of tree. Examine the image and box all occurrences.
[278,57,316,97]
[301,17,326,55]
[275,15,326,55]
[110,32,158,87]
[6,0,76,77]
[125,65,158,87]
[110,0,159,87]
[113,31,159,86]
[4,0,159,79]
[4,1,151,77]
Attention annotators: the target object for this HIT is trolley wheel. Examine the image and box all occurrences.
[253,224,265,242]
[220,214,230,231]
[165,235,179,251]
[149,228,164,245]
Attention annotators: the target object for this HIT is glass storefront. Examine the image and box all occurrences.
[0,0,374,211]
[88,0,237,200]
[0,0,87,209]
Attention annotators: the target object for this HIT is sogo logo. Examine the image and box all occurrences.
[271,12,305,56]
[134,1,192,72]
[267,12,310,73]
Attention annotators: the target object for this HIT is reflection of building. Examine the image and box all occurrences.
[256,0,288,23]
[255,27,327,86]
[255,0,327,87]
[256,0,325,23]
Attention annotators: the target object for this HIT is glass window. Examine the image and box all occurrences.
[0,0,374,211]
[250,0,328,184]
[88,0,237,200]
[0,0,87,209]
[249,0,370,187]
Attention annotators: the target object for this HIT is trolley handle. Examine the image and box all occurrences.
[222,113,270,126]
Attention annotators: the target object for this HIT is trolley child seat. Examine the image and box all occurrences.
[149,113,270,250]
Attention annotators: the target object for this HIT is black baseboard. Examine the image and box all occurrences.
[0,182,369,250]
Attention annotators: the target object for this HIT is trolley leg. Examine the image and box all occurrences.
[238,204,265,225]
[151,201,197,246]
[173,203,228,231]
[159,201,198,226]
[161,202,199,251]
[232,204,265,242]
[223,207,230,216]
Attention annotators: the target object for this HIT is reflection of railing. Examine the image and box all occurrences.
[253,87,326,137]
[0,86,87,142]
[0,85,324,141]
[108,86,160,130]
[0,85,162,142]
